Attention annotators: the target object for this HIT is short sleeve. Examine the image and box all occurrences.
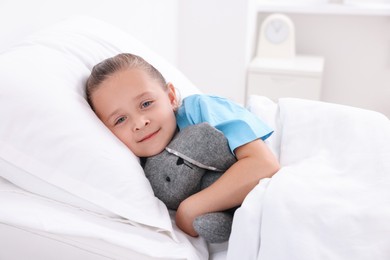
[176,94,273,154]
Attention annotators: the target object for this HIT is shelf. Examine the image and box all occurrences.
[249,56,325,77]
[256,2,390,16]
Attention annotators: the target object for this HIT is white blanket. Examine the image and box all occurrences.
[228,98,390,260]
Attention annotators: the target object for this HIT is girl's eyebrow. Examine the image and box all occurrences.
[134,91,153,101]
[105,109,121,124]
[104,91,152,123]
[105,91,153,122]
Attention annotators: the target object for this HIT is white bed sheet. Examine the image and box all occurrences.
[228,97,390,260]
[0,177,210,260]
[0,223,158,260]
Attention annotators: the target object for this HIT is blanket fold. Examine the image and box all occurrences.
[228,98,390,260]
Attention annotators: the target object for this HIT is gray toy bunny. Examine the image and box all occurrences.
[143,122,237,243]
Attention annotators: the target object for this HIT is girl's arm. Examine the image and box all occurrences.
[175,138,280,236]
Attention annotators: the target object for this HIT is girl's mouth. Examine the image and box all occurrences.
[138,129,160,143]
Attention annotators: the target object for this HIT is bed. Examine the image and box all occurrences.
[1,16,390,260]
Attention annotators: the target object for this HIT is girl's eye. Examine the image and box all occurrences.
[114,116,126,126]
[141,100,153,109]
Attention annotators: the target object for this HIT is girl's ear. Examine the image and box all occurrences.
[166,82,179,109]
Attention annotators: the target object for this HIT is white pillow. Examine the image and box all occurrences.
[0,16,200,235]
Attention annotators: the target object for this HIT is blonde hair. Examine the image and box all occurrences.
[86,53,167,109]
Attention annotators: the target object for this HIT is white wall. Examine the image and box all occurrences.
[177,0,255,104]
[0,0,178,65]
[177,2,390,118]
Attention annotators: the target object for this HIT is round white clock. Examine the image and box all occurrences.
[265,18,290,44]
[256,14,296,59]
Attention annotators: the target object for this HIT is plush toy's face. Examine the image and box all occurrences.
[143,149,206,209]
[143,122,236,210]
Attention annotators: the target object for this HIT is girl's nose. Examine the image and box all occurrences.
[134,117,150,131]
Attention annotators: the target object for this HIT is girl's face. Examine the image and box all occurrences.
[91,68,178,157]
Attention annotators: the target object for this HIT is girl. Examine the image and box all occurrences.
[86,53,280,237]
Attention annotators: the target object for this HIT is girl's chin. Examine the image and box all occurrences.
[137,145,166,158]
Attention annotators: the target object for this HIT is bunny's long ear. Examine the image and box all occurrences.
[166,122,236,172]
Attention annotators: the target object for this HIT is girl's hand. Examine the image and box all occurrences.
[174,139,280,237]
[175,197,199,237]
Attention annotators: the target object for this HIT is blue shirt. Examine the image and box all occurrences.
[176,94,273,154]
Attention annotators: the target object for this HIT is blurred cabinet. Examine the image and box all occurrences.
[246,55,324,102]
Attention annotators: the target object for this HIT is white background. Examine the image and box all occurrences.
[1,0,389,118]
